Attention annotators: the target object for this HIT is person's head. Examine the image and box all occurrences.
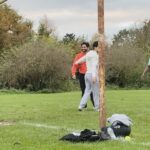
[81,42,90,52]
[93,41,98,50]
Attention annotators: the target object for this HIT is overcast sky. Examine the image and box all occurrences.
[7,0,150,41]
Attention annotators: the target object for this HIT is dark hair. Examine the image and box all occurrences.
[81,42,90,48]
[93,41,98,49]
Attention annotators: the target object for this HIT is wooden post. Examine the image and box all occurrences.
[0,0,7,5]
[97,0,106,129]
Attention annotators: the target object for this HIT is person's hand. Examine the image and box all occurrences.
[92,76,97,83]
[72,75,76,80]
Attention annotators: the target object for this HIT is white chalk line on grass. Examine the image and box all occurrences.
[141,142,150,146]
[20,121,79,132]
[131,141,150,146]
[0,121,14,126]
[19,122,150,147]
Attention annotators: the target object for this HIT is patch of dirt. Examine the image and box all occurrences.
[0,120,15,126]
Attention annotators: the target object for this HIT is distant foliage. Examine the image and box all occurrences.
[0,5,33,55]
[106,45,145,87]
[38,16,56,38]
[112,20,150,55]
[0,40,72,92]
[62,33,87,57]
[106,20,150,87]
[0,5,150,91]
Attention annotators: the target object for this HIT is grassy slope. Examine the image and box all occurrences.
[0,90,150,150]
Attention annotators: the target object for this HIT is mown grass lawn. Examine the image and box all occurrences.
[0,90,150,150]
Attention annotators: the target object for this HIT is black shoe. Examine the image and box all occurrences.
[83,104,87,108]
[78,108,82,111]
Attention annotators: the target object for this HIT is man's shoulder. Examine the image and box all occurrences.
[75,52,85,57]
[87,50,97,56]
[87,50,93,54]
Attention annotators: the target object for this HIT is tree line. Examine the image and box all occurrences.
[0,4,150,92]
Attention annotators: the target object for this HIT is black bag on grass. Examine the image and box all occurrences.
[60,129,111,142]
[111,121,131,137]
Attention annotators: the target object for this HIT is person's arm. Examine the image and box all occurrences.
[141,58,150,80]
[91,54,98,83]
[75,55,86,65]
[141,66,150,80]
[72,56,86,79]
[71,55,80,79]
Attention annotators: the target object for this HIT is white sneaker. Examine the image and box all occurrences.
[94,107,100,112]
[78,106,83,111]
[95,109,99,112]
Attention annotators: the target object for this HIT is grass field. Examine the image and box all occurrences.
[0,90,150,150]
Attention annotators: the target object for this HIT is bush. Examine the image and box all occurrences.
[106,45,146,87]
[0,39,72,92]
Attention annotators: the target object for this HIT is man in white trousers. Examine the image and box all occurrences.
[75,41,100,111]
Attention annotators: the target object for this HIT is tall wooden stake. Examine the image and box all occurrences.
[97,0,106,129]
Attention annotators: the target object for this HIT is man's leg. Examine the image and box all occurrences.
[78,73,87,108]
[90,93,95,107]
[92,79,100,110]
[78,73,94,107]
[78,73,85,97]
[78,74,92,110]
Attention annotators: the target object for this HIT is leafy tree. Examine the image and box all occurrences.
[0,0,7,5]
[0,5,33,54]
[106,20,150,87]
[112,20,150,54]
[135,20,150,54]
[62,33,76,44]
[38,16,55,37]
[62,33,87,57]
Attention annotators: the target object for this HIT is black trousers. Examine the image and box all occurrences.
[78,73,94,106]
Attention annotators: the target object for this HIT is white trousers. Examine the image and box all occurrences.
[79,73,100,110]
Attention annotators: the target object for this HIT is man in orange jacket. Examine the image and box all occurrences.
[71,42,94,108]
